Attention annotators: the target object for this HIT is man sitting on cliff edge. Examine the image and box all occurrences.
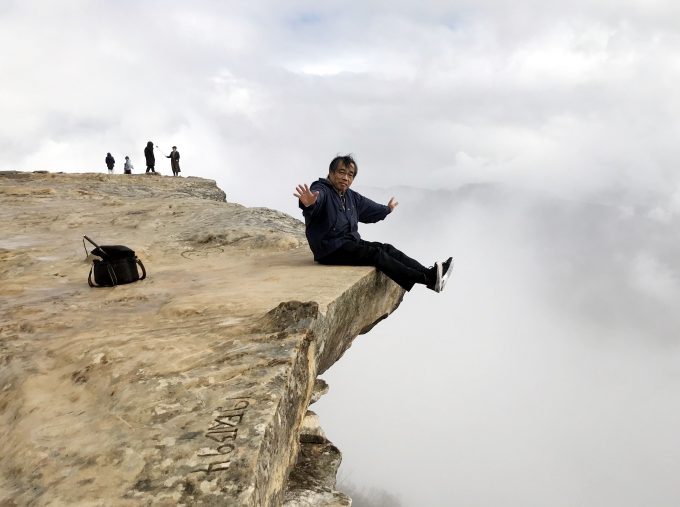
[294,154,453,293]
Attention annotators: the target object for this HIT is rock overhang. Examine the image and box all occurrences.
[0,171,404,506]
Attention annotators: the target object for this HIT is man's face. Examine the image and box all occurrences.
[328,163,356,193]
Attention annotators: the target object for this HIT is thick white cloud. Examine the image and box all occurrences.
[4,0,680,212]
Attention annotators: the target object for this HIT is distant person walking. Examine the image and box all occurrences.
[144,142,156,173]
[166,146,181,176]
[105,153,115,174]
[123,156,134,175]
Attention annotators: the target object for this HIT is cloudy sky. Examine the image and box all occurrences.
[4,2,680,506]
[3,0,680,214]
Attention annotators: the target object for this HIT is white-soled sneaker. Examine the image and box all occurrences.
[433,261,443,292]
[439,257,453,292]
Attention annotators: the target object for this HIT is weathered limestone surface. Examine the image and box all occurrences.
[0,172,404,506]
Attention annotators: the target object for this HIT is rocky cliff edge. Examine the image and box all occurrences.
[0,172,404,506]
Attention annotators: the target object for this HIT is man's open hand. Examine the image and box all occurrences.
[387,197,399,212]
[294,184,320,207]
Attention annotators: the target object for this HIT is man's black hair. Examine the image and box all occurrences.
[329,154,358,177]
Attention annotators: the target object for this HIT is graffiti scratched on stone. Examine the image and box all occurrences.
[181,246,225,260]
[192,398,251,475]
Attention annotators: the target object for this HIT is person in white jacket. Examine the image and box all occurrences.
[124,156,134,175]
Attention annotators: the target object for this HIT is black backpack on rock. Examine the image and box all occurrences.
[84,236,146,287]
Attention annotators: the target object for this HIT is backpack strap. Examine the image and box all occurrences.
[137,258,147,280]
[107,263,118,286]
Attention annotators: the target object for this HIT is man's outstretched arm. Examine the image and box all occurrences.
[355,193,398,223]
[294,183,319,207]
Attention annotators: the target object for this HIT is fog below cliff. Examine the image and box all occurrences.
[312,183,680,507]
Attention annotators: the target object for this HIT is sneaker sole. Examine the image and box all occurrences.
[434,262,443,292]
[439,258,454,291]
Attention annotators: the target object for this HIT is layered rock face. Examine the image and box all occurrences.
[0,172,404,506]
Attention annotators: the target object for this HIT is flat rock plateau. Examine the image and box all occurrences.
[0,172,404,506]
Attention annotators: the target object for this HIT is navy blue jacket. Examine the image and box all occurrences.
[299,178,391,260]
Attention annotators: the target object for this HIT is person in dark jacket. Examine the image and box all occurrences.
[105,153,115,174]
[166,146,180,176]
[294,154,453,292]
[144,142,156,173]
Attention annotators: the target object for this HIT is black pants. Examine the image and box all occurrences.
[319,239,431,291]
